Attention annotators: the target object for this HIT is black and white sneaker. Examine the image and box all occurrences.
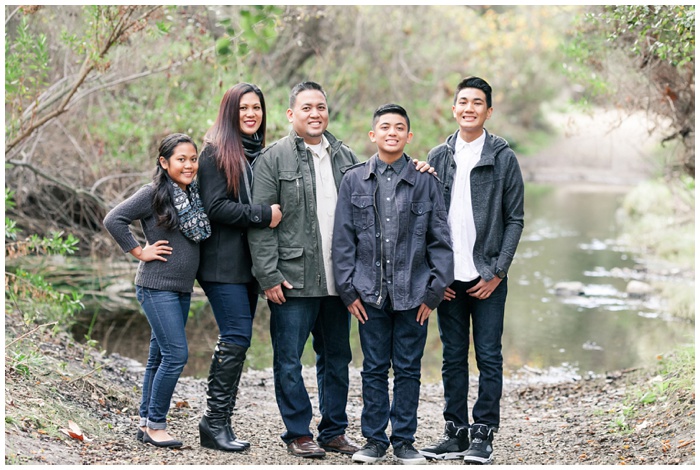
[352,439,388,464]
[419,421,469,459]
[463,424,494,464]
[393,441,426,465]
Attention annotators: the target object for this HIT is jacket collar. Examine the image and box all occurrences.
[363,153,416,185]
[445,128,505,167]
[290,129,342,156]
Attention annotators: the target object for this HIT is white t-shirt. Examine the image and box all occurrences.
[448,131,485,282]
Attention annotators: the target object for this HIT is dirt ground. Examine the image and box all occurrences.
[3,310,695,466]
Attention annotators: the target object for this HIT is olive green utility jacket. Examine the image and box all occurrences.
[248,130,359,296]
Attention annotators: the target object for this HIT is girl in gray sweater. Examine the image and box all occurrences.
[103,133,210,448]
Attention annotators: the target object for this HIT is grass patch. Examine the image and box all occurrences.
[611,346,695,434]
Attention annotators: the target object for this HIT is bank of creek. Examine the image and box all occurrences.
[4,111,694,464]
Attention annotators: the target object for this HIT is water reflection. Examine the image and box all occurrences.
[74,183,693,382]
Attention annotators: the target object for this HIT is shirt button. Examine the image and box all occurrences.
[375,261,381,266]
[254,216,260,222]
[374,291,379,296]
[385,239,389,243]
[376,232,380,238]
[387,260,391,264]
[387,280,392,284]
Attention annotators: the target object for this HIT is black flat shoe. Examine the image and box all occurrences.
[136,429,145,442]
[143,431,183,449]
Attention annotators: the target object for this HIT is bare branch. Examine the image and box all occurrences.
[5,6,163,156]
[71,45,216,104]
[6,159,107,209]
[90,172,149,195]
[5,6,22,25]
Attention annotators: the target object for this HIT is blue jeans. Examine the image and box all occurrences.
[436,278,507,429]
[358,300,428,447]
[268,296,352,444]
[136,286,191,430]
[199,280,257,347]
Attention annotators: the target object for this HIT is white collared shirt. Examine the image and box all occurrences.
[306,136,338,295]
[448,131,485,282]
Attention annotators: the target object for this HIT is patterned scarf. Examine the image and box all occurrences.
[169,177,211,243]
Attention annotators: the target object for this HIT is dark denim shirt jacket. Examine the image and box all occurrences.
[332,153,454,311]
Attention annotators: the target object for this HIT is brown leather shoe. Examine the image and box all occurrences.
[287,436,326,458]
[320,434,361,455]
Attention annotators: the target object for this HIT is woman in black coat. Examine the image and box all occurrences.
[196,83,282,452]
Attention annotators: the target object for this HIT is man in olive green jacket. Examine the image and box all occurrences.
[248,81,361,459]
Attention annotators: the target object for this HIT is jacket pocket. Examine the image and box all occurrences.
[411,201,433,236]
[278,246,305,289]
[279,171,303,207]
[351,195,375,230]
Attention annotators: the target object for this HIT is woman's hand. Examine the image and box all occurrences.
[131,240,172,262]
[269,204,283,228]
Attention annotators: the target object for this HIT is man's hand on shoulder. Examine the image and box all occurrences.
[413,158,436,176]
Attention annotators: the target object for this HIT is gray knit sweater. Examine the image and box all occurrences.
[103,184,200,293]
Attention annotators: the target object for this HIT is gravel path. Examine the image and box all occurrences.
[6,342,693,466]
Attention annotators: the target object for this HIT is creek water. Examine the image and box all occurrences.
[74,183,693,383]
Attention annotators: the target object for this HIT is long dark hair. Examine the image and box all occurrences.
[204,83,267,196]
[152,133,197,229]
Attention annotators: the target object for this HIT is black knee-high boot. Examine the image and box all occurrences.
[224,349,250,449]
[199,341,248,452]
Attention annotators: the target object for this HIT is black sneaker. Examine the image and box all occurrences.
[393,441,426,465]
[352,439,388,464]
[419,421,469,459]
[463,424,494,464]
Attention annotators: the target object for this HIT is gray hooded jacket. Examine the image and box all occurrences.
[427,129,524,280]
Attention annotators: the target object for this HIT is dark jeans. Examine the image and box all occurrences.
[199,280,257,348]
[135,286,191,429]
[268,296,352,444]
[437,278,507,429]
[358,300,428,447]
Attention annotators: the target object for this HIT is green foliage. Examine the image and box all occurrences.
[214,5,282,62]
[5,192,84,328]
[4,14,50,136]
[603,5,695,68]
[8,350,45,377]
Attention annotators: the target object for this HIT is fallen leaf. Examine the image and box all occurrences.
[175,400,189,408]
[59,420,94,443]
